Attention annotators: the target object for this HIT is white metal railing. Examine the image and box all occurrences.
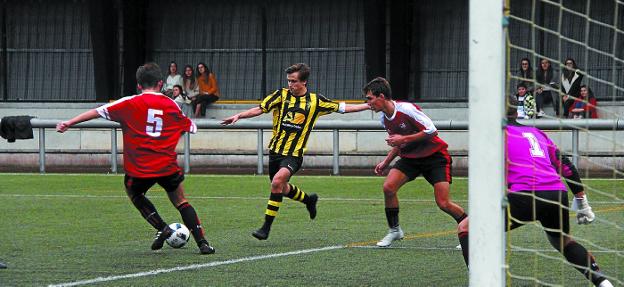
[28,118,624,174]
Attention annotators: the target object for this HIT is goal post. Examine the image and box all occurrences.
[468,0,506,286]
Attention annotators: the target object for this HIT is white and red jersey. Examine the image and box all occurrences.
[381,101,448,159]
[96,92,197,178]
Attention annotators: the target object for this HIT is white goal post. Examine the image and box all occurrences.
[468,0,506,286]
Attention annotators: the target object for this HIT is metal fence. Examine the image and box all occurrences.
[29,118,624,175]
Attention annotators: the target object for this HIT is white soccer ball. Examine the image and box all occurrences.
[166,223,190,248]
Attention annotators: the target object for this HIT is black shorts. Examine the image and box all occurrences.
[124,171,185,195]
[391,150,452,185]
[506,190,569,238]
[268,152,303,181]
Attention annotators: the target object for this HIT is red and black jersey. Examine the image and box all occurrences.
[96,92,197,178]
[381,101,448,159]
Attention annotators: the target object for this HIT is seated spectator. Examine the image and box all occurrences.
[182,65,199,102]
[570,85,598,119]
[561,58,583,118]
[163,61,183,98]
[173,85,194,117]
[535,58,557,117]
[515,83,536,119]
[517,58,534,92]
[194,62,221,118]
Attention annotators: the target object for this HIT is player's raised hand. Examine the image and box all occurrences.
[221,114,240,126]
[56,121,71,133]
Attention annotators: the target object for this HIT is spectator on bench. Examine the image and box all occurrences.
[163,61,183,98]
[194,62,220,118]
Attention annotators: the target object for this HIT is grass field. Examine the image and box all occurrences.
[0,174,622,286]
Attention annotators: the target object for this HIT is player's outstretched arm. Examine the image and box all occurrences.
[342,103,370,113]
[221,106,263,126]
[56,109,100,133]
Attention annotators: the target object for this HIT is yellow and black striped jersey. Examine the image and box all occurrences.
[260,88,340,157]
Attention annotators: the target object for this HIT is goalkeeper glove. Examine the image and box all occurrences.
[572,195,595,225]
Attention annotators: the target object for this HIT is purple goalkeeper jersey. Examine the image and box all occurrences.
[506,125,566,193]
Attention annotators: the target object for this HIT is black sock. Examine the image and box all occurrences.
[385,207,399,228]
[262,193,283,231]
[286,184,310,204]
[131,194,167,230]
[177,202,205,244]
[563,241,606,285]
[453,213,468,224]
[458,232,469,267]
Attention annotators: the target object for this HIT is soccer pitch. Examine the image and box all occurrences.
[0,174,621,286]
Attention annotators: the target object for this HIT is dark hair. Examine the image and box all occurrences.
[284,63,311,82]
[563,57,580,81]
[518,58,533,80]
[136,62,163,89]
[536,58,553,84]
[579,84,594,99]
[173,84,183,91]
[516,82,528,90]
[196,62,211,80]
[564,57,578,69]
[169,61,178,74]
[183,64,196,86]
[362,77,392,100]
[519,58,531,70]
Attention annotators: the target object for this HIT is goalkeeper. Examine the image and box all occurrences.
[460,107,613,287]
[503,111,611,286]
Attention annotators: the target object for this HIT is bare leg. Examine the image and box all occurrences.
[433,182,465,219]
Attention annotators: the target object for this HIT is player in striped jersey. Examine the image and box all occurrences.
[221,63,369,240]
[364,77,469,264]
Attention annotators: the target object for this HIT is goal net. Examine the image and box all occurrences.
[505,0,624,286]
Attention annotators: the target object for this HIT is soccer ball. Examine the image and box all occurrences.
[166,223,190,248]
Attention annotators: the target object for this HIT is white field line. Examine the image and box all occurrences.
[48,245,343,287]
[1,193,622,204]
